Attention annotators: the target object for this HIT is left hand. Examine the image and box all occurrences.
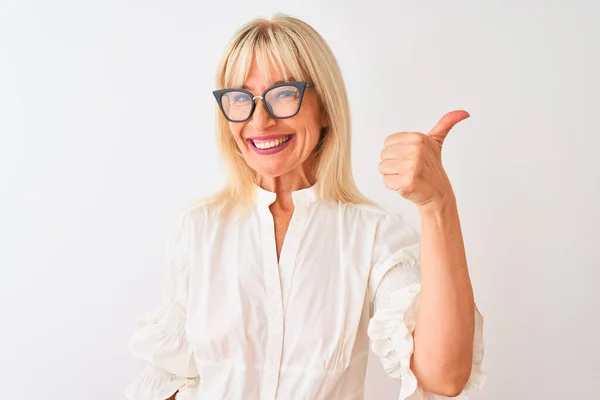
[379,110,470,209]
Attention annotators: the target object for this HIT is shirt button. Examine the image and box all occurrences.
[274,316,281,323]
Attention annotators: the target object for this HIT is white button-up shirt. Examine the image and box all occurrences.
[125,186,485,400]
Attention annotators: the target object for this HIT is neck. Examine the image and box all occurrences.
[257,159,317,210]
[258,175,313,193]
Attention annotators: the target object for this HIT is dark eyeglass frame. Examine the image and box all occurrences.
[212,81,316,123]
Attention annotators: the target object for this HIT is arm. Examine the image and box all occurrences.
[378,110,479,396]
[125,211,200,399]
[166,392,178,400]
[412,196,475,396]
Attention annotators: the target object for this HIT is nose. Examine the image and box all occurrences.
[249,97,276,131]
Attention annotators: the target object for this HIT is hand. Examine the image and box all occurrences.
[379,110,470,209]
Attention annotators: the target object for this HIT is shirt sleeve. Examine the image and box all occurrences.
[125,210,200,400]
[366,212,486,400]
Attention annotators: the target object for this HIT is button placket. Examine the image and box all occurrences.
[258,201,284,400]
[255,185,317,400]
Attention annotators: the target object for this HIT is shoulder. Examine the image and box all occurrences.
[337,201,404,225]
[173,196,224,230]
[335,201,418,243]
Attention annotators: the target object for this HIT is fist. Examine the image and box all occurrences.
[379,110,469,207]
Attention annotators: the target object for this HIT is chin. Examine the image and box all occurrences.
[243,153,291,177]
[252,165,291,179]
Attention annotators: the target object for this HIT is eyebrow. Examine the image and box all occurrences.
[241,80,289,91]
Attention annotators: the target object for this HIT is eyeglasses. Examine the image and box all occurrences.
[213,81,315,123]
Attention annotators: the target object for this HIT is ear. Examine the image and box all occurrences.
[319,126,328,140]
[315,127,328,153]
[319,103,329,128]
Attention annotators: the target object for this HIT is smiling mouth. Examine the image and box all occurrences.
[248,134,293,150]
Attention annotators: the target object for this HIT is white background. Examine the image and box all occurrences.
[2,0,599,399]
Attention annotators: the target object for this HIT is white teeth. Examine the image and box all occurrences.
[253,136,290,150]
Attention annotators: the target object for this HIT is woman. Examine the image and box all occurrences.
[125,14,484,400]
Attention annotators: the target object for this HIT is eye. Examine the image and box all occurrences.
[267,86,300,102]
[230,92,252,103]
[275,89,297,98]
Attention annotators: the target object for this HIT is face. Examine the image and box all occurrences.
[227,58,327,183]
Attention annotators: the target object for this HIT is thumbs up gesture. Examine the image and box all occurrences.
[379,110,469,210]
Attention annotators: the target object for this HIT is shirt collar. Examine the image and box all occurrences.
[255,185,319,206]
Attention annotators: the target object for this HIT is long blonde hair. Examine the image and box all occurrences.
[208,14,372,217]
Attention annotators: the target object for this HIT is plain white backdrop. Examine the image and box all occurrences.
[2,0,599,399]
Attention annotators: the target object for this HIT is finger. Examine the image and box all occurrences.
[380,144,413,161]
[383,174,413,193]
[382,174,403,192]
[378,159,415,175]
[427,110,470,145]
[384,132,423,147]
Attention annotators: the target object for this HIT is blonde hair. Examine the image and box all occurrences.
[208,14,372,217]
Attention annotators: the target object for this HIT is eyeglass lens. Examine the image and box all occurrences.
[220,85,301,121]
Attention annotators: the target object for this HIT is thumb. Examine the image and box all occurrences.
[427,110,470,145]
